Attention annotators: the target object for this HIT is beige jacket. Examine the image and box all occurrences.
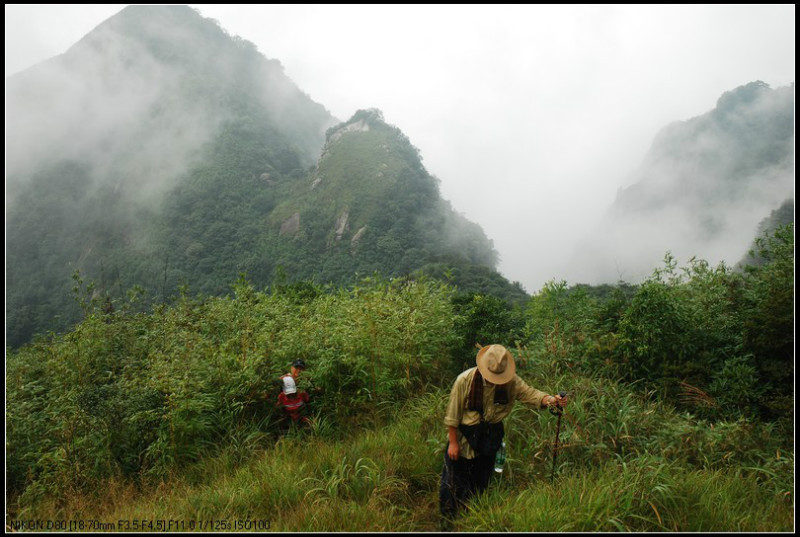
[444,366,549,459]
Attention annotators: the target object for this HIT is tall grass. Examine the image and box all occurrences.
[6,275,458,510]
[10,377,792,532]
[6,239,794,531]
[463,456,793,532]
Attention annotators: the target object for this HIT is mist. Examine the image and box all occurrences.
[5,10,235,210]
[565,82,795,285]
[5,4,795,293]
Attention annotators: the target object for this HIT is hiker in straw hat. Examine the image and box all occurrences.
[439,344,568,520]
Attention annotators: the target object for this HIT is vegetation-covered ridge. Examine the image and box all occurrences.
[6,13,518,350]
[613,81,794,215]
[6,223,793,531]
[260,108,503,288]
[572,81,794,287]
[5,5,333,349]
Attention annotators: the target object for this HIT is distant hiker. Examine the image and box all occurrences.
[279,358,322,395]
[282,359,307,385]
[274,359,317,426]
[276,375,310,425]
[280,358,307,389]
[439,344,568,520]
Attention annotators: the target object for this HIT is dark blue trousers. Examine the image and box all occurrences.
[439,450,495,517]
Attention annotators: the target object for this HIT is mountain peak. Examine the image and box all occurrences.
[67,5,243,71]
[5,7,515,348]
[714,80,771,114]
[568,81,794,287]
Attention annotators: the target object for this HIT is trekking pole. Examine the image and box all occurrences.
[550,391,567,483]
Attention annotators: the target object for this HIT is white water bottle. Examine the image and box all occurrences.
[494,440,506,473]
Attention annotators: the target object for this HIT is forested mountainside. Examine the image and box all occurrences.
[5,5,520,348]
[569,81,794,284]
[738,197,794,268]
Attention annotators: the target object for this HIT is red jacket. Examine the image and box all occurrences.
[277,391,309,421]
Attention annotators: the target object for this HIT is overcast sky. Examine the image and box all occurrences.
[5,4,795,293]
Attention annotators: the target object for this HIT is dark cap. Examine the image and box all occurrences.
[291,359,307,369]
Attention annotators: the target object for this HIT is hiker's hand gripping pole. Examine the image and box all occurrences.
[547,391,568,414]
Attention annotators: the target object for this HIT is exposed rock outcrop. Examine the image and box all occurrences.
[350,225,367,253]
[279,212,300,237]
[334,211,349,241]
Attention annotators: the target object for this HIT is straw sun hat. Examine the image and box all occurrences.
[475,344,516,384]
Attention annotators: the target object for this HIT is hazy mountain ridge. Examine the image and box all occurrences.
[5,6,511,348]
[6,6,333,200]
[615,81,793,213]
[5,7,792,348]
[568,81,794,285]
[739,197,795,268]
[263,109,499,279]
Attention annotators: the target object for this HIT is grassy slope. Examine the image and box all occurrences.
[15,368,793,532]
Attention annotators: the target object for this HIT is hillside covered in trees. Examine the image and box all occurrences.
[6,5,522,349]
[569,81,794,285]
